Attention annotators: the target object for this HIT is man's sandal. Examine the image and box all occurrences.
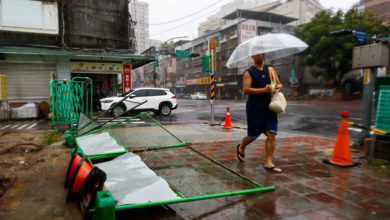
[236,144,245,162]
[263,166,282,173]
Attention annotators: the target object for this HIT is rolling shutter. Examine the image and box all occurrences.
[0,62,55,101]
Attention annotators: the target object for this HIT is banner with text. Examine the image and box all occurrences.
[239,20,257,44]
[123,64,131,93]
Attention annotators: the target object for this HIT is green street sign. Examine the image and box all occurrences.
[202,56,210,72]
[154,53,158,67]
[175,50,190,58]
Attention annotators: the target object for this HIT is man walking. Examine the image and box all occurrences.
[236,53,283,173]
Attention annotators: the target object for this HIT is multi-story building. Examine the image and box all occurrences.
[199,0,274,37]
[253,0,324,26]
[364,0,390,25]
[129,0,150,53]
[199,0,323,37]
[353,0,366,12]
[0,0,153,112]
[134,10,297,100]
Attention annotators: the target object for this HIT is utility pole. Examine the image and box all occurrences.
[352,43,389,156]
[209,39,217,125]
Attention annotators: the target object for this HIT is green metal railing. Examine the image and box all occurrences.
[71,77,93,125]
[49,77,93,128]
[49,79,72,127]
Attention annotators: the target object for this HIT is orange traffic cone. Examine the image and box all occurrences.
[224,107,232,129]
[323,111,360,167]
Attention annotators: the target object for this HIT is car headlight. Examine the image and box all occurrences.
[101,100,114,103]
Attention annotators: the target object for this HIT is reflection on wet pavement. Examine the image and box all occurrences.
[120,136,390,219]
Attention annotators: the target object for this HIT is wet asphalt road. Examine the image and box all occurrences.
[156,99,364,143]
[0,99,365,143]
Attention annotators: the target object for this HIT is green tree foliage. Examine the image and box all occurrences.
[295,9,389,88]
[159,41,175,55]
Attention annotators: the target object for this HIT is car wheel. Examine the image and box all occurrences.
[159,104,171,116]
[112,105,125,117]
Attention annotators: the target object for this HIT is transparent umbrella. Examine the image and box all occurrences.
[226,33,308,68]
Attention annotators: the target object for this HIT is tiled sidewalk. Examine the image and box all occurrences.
[2,135,389,220]
[133,136,390,219]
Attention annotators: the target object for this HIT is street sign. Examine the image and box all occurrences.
[202,56,210,72]
[154,53,158,67]
[208,39,217,73]
[175,50,190,58]
[354,29,367,43]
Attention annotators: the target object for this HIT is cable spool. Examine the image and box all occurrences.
[66,156,93,202]
[64,152,82,188]
[79,167,107,217]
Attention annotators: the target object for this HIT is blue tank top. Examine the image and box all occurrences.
[247,65,271,107]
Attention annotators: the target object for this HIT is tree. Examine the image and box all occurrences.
[295,9,389,88]
[159,41,175,55]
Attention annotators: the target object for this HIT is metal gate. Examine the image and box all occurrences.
[49,77,93,128]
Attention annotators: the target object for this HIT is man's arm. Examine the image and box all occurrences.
[243,71,271,95]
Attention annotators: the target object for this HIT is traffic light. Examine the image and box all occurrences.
[190,53,200,57]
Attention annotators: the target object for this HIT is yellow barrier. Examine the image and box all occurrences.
[0,74,7,101]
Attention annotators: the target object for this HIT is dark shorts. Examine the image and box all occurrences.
[246,103,277,139]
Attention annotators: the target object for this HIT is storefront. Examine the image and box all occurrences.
[71,61,124,110]
[0,47,155,106]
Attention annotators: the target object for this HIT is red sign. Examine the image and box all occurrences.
[123,64,131,93]
[240,20,257,43]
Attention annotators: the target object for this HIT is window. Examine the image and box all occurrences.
[133,90,147,97]
[148,90,166,96]
[0,0,59,34]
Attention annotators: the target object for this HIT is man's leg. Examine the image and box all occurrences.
[238,136,255,162]
[264,131,281,172]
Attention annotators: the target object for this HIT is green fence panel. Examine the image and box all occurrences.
[49,79,72,127]
[71,77,93,125]
[375,89,390,134]
[49,77,93,128]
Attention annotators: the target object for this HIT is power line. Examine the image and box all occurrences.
[139,0,231,26]
[150,7,221,37]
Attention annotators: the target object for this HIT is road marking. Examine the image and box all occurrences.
[0,124,11,129]
[348,127,362,132]
[27,122,38,129]
[175,109,196,113]
[17,122,31,130]
[131,121,145,124]
[349,117,362,121]
[10,123,22,129]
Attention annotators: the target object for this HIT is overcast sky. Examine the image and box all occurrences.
[140,0,360,42]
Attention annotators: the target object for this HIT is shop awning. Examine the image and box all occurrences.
[0,46,155,69]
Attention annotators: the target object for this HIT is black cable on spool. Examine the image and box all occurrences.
[79,167,107,218]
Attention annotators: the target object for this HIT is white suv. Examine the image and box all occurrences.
[100,88,178,117]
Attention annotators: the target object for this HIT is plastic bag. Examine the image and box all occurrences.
[269,91,286,114]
